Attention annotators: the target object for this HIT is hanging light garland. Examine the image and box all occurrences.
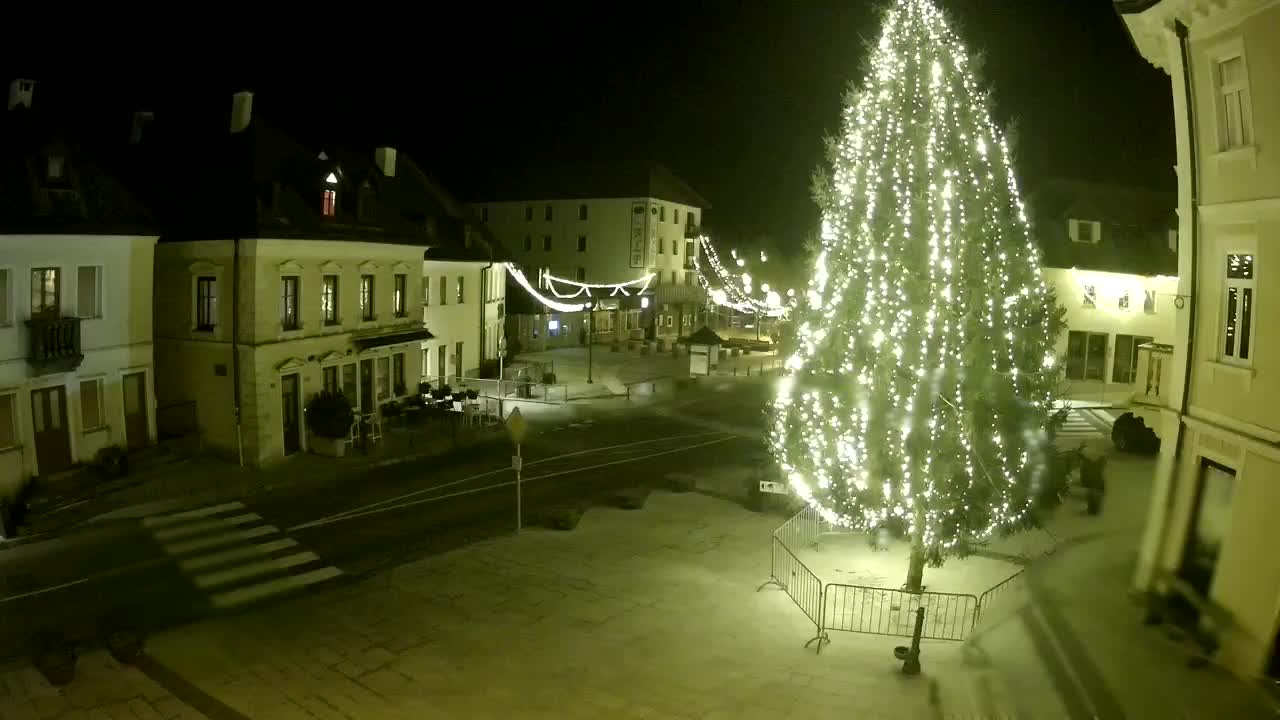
[504,263,656,312]
[693,236,786,317]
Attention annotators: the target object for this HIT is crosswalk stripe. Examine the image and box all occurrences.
[164,525,279,555]
[194,551,320,589]
[179,538,299,572]
[210,566,343,610]
[152,513,262,541]
[142,501,247,528]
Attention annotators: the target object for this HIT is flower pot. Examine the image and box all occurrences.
[309,434,346,458]
[106,630,142,665]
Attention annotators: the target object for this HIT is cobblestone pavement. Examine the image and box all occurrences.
[0,650,202,720]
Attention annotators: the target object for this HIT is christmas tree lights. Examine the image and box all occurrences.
[770,0,1065,589]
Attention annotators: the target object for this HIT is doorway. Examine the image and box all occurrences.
[1180,459,1236,600]
[122,372,148,450]
[31,385,72,475]
[280,373,301,456]
[1113,335,1154,384]
[437,346,446,387]
[360,358,374,413]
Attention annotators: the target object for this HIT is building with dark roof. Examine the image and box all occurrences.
[0,79,160,498]
[469,163,710,353]
[1024,178,1179,392]
[148,91,507,467]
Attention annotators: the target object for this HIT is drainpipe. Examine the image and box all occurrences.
[1146,19,1199,590]
[232,236,244,467]
[480,256,493,368]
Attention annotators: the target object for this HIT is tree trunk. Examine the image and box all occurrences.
[904,542,926,593]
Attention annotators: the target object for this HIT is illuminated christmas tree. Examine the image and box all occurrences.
[770,0,1066,591]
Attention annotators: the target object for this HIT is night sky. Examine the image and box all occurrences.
[19,0,1171,258]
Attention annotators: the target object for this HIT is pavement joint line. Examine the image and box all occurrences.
[0,576,88,603]
[288,434,741,532]
[134,653,252,720]
[310,430,735,526]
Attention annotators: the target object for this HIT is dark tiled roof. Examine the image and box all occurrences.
[1026,178,1176,276]
[466,162,710,209]
[0,106,156,235]
[684,326,724,346]
[1113,0,1165,13]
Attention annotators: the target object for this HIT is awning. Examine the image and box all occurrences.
[353,327,434,351]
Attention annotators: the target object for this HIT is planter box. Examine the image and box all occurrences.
[611,342,622,353]
[309,434,347,458]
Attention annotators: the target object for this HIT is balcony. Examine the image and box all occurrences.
[1133,342,1175,408]
[26,315,83,375]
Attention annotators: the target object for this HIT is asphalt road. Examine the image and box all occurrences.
[0,377,778,661]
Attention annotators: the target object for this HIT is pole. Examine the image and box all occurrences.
[587,303,594,384]
[498,351,505,419]
[515,442,523,534]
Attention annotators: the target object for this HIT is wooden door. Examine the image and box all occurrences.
[31,386,72,475]
[281,373,300,455]
[122,372,148,450]
[359,359,374,413]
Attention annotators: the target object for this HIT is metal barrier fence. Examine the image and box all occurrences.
[758,536,828,650]
[453,376,570,404]
[823,584,978,642]
[774,504,825,550]
[975,567,1026,622]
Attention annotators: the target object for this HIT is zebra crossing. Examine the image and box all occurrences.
[142,501,342,611]
[1055,407,1116,449]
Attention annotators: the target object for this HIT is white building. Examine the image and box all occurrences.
[421,245,507,388]
[1026,179,1180,403]
[469,164,708,350]
[1119,0,1280,682]
[151,93,498,466]
[0,79,158,503]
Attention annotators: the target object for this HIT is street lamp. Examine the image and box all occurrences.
[586,300,594,384]
[498,335,507,419]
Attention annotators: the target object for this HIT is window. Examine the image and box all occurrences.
[322,189,336,218]
[280,276,300,329]
[75,266,101,318]
[31,267,59,315]
[1118,291,1130,312]
[670,271,677,285]
[393,353,405,394]
[360,274,375,320]
[1082,284,1096,309]
[673,208,680,224]
[543,235,552,251]
[688,212,697,227]
[377,356,390,400]
[1184,460,1236,596]
[46,155,65,181]
[685,272,693,286]
[658,239,664,254]
[196,276,217,331]
[577,236,587,252]
[0,269,9,326]
[423,276,430,307]
[80,379,104,430]
[523,235,533,252]
[576,267,586,282]
[439,275,448,305]
[1223,253,1255,364]
[454,341,464,382]
[456,275,465,304]
[1144,289,1156,315]
[0,393,15,449]
[1113,334,1154,384]
[323,365,339,395]
[578,204,588,221]
[544,205,553,221]
[358,190,376,223]
[341,363,357,409]
[525,206,533,221]
[660,206,666,222]
[1066,331,1108,381]
[685,240,695,259]
[480,207,489,222]
[1070,219,1100,244]
[394,274,407,317]
[1217,55,1252,150]
[322,275,339,325]
[672,240,678,255]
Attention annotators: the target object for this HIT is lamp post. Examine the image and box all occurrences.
[586,300,594,384]
[498,335,507,419]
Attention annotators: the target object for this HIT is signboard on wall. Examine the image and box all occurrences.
[646,205,659,267]
[629,203,647,268]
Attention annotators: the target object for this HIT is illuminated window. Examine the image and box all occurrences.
[394,274,407,317]
[1070,219,1100,244]
[46,155,64,181]
[1118,291,1130,312]
[31,267,60,315]
[360,274,375,320]
[1082,284,1096,309]
[322,275,339,324]
[456,275,464,304]
[1222,253,1255,364]
[280,276,300,330]
[322,189,336,217]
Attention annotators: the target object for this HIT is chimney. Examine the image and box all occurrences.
[131,111,154,144]
[230,91,253,134]
[8,78,35,111]
[375,147,397,178]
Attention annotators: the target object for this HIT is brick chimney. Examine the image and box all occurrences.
[375,147,397,178]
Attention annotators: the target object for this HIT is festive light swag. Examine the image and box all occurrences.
[693,236,786,317]
[505,264,653,312]
[770,0,1067,591]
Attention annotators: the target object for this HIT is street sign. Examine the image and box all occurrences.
[506,407,527,444]
[511,455,522,471]
[759,480,789,495]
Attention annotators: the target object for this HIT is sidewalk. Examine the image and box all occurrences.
[0,650,203,720]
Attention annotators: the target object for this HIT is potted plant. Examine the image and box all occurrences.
[33,631,76,686]
[418,381,432,398]
[541,372,557,385]
[393,381,407,398]
[305,391,354,458]
[465,388,480,401]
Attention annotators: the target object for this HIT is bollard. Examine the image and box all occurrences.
[895,606,926,676]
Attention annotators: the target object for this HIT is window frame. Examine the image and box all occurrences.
[1210,40,1254,152]
[195,275,217,332]
[322,274,339,325]
[0,267,12,326]
[578,204,588,221]
[544,205,553,221]
[394,273,408,317]
[30,267,60,316]
[79,378,106,432]
[577,235,587,252]
[523,236,533,252]
[525,206,533,222]
[1069,219,1100,245]
[1221,252,1256,366]
[439,275,448,306]
[280,275,301,330]
[360,274,376,321]
[0,392,17,451]
[77,266,102,319]
[542,235,552,252]
[322,189,337,218]
[456,275,465,304]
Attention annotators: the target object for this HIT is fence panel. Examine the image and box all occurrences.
[758,536,828,650]
[975,568,1026,626]
[823,584,978,641]
[774,505,823,549]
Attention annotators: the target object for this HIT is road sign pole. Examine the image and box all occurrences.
[515,442,522,534]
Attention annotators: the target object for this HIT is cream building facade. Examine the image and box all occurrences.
[1119,0,1280,681]
[0,80,158,507]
